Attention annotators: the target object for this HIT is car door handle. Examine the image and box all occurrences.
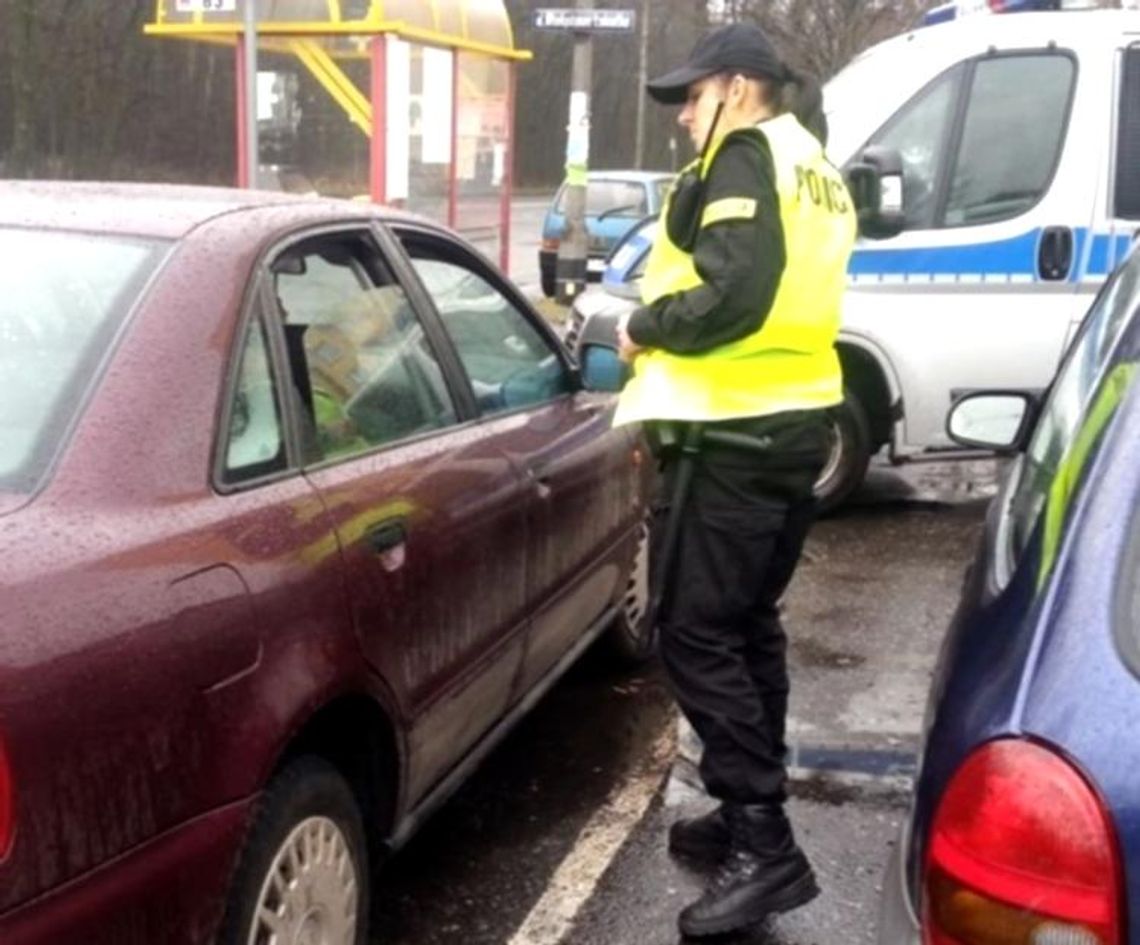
[526,467,554,500]
[366,520,406,554]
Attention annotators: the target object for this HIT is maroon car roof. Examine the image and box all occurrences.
[0,181,405,240]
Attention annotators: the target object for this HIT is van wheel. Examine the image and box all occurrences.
[814,387,872,515]
[604,518,656,666]
[219,757,368,945]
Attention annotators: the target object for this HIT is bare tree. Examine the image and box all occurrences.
[717,0,936,80]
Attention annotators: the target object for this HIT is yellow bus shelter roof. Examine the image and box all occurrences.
[146,0,532,61]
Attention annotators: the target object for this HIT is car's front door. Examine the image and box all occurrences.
[267,226,532,804]
[393,226,644,691]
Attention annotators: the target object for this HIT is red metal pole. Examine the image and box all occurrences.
[500,61,516,274]
[448,49,459,229]
[371,36,387,204]
[235,41,249,188]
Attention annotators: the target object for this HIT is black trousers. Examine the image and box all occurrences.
[653,410,830,806]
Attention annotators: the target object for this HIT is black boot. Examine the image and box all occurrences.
[669,806,730,864]
[678,804,818,938]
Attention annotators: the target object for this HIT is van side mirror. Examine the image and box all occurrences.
[947,391,1039,452]
[575,311,631,392]
[845,146,906,241]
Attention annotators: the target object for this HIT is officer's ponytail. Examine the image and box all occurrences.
[779,69,828,147]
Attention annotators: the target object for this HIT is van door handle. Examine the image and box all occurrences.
[1038,226,1073,281]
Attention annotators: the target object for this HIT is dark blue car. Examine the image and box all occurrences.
[878,242,1140,944]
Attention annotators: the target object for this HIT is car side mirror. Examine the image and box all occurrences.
[947,391,1039,452]
[845,146,906,241]
[580,345,629,393]
[575,311,630,393]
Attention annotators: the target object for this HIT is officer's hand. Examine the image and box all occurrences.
[617,316,645,363]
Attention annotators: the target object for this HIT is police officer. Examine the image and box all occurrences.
[613,23,856,939]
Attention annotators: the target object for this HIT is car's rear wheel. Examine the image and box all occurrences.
[604,517,656,666]
[220,756,368,945]
[813,386,872,515]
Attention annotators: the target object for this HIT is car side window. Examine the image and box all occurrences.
[223,315,288,484]
[399,234,572,415]
[943,54,1074,227]
[865,65,962,230]
[271,232,457,463]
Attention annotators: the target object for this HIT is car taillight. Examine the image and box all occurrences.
[541,237,561,252]
[924,739,1122,945]
[0,737,12,859]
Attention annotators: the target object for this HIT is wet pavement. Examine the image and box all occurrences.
[370,456,1003,945]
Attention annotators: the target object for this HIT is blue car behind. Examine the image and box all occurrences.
[539,170,673,298]
[879,244,1140,944]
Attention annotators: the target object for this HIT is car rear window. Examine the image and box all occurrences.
[0,228,167,493]
[557,180,648,218]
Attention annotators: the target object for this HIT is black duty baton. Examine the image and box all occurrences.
[648,422,705,628]
[647,423,775,629]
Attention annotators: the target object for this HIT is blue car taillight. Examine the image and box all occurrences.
[924,739,1122,945]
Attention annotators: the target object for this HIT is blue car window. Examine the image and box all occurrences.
[1005,256,1140,578]
[557,180,648,218]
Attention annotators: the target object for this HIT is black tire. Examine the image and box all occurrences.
[813,386,872,515]
[219,756,369,945]
[603,518,657,666]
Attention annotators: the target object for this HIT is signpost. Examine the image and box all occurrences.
[175,0,237,11]
[534,9,635,31]
[536,7,636,305]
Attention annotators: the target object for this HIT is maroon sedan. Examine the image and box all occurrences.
[0,183,651,945]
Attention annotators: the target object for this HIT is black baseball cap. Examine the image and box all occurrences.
[646,23,789,105]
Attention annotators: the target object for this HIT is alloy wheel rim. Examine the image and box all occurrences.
[247,816,359,945]
[814,417,844,497]
[622,519,651,640]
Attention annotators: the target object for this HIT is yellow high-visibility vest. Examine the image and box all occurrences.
[614,113,856,426]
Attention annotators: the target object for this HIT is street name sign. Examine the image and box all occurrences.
[175,0,237,12]
[534,8,636,32]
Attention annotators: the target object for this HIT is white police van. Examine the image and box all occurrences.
[574,1,1140,508]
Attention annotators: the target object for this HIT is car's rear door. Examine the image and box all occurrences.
[266,225,532,805]
[391,224,644,692]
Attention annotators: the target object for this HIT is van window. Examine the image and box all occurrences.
[944,54,1074,227]
[866,66,963,230]
[1115,45,1140,220]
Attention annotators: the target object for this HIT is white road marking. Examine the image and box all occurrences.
[506,728,675,945]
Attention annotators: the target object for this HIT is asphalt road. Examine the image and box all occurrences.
[369,456,1000,945]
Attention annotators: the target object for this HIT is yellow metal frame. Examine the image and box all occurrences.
[287,38,373,136]
[144,2,531,62]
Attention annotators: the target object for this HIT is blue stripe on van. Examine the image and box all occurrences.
[1087,233,1136,276]
[849,228,1134,283]
[848,229,1042,279]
